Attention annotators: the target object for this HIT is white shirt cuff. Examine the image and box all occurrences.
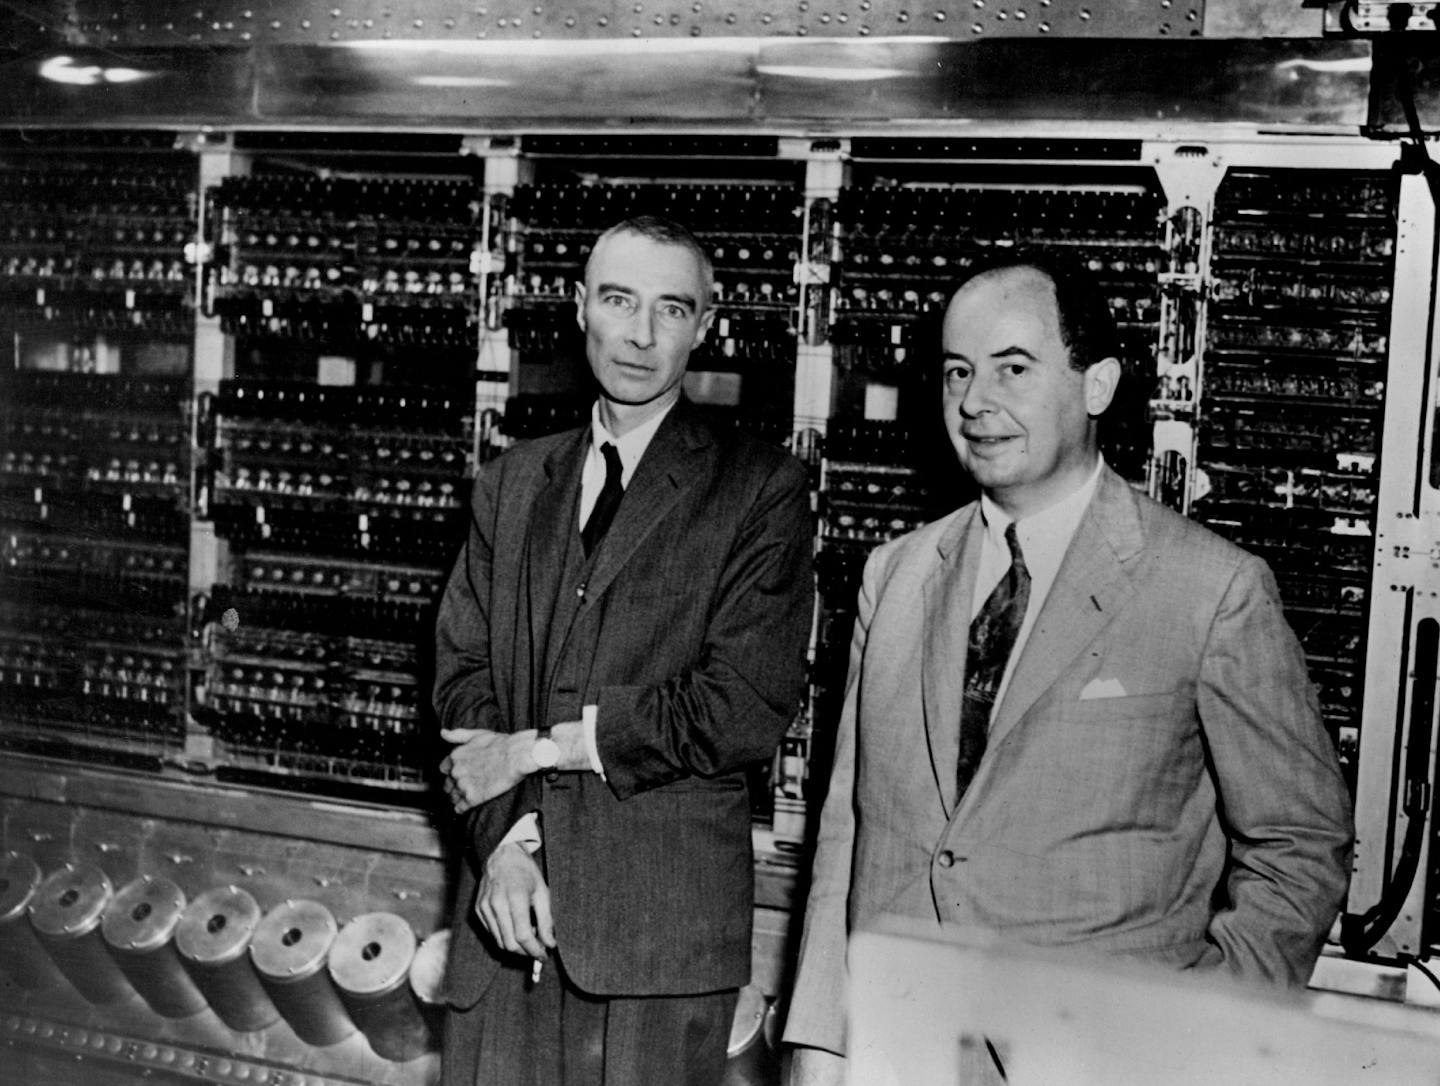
[582,704,605,778]
[499,812,542,854]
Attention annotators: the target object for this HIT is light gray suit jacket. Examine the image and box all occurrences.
[785,467,1354,1055]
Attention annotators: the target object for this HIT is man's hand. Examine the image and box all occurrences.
[439,727,532,814]
[476,842,556,961]
[785,1046,846,1086]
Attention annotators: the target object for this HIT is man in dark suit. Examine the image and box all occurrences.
[784,252,1353,1084]
[434,216,814,1086]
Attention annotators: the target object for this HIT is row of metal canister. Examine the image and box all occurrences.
[0,851,446,1063]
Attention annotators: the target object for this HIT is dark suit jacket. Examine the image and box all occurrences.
[786,467,1354,1054]
[434,400,814,1005]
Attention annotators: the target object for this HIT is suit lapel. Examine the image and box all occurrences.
[987,468,1145,748]
[580,405,705,605]
[922,507,982,818]
[525,430,588,687]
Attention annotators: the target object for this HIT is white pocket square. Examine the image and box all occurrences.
[1080,677,1128,700]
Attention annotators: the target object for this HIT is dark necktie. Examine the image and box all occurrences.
[957,522,1031,799]
[581,442,624,557]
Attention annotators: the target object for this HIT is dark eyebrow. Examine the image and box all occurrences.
[944,346,1041,363]
[658,292,698,312]
[595,283,698,313]
[993,346,1041,362]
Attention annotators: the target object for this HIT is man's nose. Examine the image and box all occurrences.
[627,307,656,348]
[959,370,995,417]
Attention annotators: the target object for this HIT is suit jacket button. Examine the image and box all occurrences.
[937,850,955,868]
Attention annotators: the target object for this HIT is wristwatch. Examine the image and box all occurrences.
[532,725,560,773]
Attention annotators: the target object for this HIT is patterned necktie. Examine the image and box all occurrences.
[957,522,1031,799]
[581,442,624,557]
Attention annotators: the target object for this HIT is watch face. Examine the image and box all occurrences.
[533,737,560,770]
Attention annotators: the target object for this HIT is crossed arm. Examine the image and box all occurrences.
[434,452,814,961]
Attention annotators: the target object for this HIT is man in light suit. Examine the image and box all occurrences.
[434,216,813,1086]
[784,253,1353,1084]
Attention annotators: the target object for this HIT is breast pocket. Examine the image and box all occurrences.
[1072,690,1185,724]
[1055,688,1204,825]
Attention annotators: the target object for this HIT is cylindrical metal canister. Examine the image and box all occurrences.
[407,928,449,1007]
[101,875,209,1018]
[407,928,448,1052]
[174,885,279,1033]
[250,898,355,1047]
[0,852,67,991]
[722,985,779,1086]
[28,862,134,1005]
[328,912,430,1062]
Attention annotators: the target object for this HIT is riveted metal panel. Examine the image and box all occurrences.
[54,1,1211,45]
[0,34,1373,129]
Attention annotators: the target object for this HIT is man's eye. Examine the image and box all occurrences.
[603,294,633,309]
[1007,363,1028,377]
[660,304,687,320]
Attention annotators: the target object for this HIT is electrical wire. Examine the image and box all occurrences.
[1408,957,1440,997]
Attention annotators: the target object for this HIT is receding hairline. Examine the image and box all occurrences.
[584,220,715,304]
[950,261,1057,302]
[944,263,1062,329]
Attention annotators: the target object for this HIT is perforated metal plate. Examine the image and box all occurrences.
[57,0,1209,45]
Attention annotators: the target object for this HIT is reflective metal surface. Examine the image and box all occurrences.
[36,0,1238,46]
[0,36,1373,131]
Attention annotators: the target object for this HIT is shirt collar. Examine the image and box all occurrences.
[979,456,1105,553]
[589,399,675,483]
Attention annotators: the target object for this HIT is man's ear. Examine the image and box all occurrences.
[692,306,716,348]
[1084,356,1122,417]
[574,281,588,332]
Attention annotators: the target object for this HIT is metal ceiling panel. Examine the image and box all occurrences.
[755,37,1369,124]
[0,35,1372,130]
[39,0,1225,46]
[252,38,761,123]
[0,47,256,128]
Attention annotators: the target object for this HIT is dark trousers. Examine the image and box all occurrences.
[442,958,738,1086]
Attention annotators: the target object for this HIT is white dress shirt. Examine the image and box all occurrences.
[972,456,1104,720]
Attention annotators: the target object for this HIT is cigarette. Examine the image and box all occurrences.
[531,959,543,984]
